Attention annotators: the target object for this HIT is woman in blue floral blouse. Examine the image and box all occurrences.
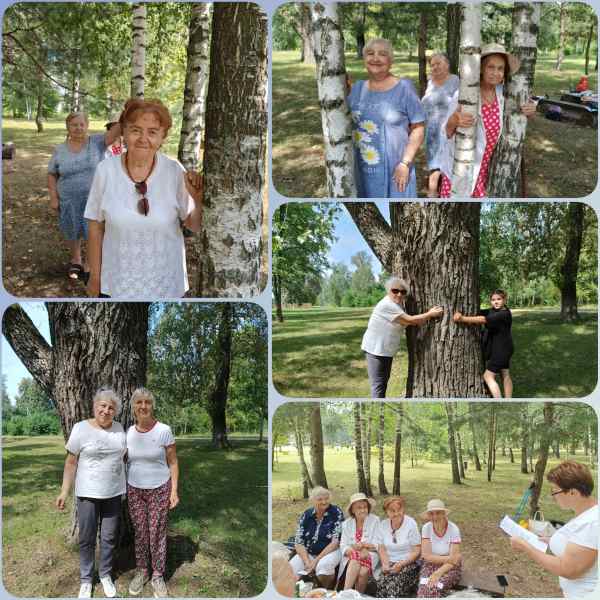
[289,486,344,590]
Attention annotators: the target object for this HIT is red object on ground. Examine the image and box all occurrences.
[576,76,589,92]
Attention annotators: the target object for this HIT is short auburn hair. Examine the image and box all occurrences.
[547,460,594,497]
[120,98,172,135]
[383,495,405,513]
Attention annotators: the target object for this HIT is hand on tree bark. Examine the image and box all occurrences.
[521,101,537,118]
[450,105,475,132]
[453,311,463,323]
[427,305,443,319]
[184,171,203,203]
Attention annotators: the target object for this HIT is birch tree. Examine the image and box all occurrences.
[555,1,566,71]
[130,3,146,98]
[377,403,389,494]
[488,3,541,198]
[299,4,315,65]
[311,2,356,197]
[451,3,482,198]
[178,3,211,171]
[446,402,461,484]
[197,2,267,296]
[392,404,403,494]
[353,403,369,495]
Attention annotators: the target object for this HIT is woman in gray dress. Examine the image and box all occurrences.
[47,111,120,281]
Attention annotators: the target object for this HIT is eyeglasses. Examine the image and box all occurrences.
[391,289,407,296]
[135,181,149,216]
[550,489,566,497]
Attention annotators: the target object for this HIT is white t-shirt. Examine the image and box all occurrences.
[549,504,598,598]
[379,515,421,562]
[127,421,175,489]
[65,420,126,499]
[422,520,461,556]
[361,296,406,357]
[84,152,194,298]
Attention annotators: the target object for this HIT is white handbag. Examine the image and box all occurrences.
[529,511,557,537]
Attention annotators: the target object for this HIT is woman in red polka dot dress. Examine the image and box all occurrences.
[438,44,537,198]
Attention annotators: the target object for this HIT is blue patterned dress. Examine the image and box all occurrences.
[295,505,344,555]
[348,79,425,198]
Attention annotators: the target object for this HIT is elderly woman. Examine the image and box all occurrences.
[510,461,598,598]
[438,43,537,198]
[84,98,203,298]
[339,493,381,593]
[377,495,421,598]
[421,53,459,197]
[348,38,425,198]
[56,388,126,599]
[126,388,179,598]
[48,112,120,281]
[417,499,462,598]
[272,542,296,597]
[362,276,443,398]
[290,486,344,590]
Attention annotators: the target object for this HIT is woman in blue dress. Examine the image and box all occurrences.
[348,38,425,198]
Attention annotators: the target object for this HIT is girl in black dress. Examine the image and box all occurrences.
[453,289,513,398]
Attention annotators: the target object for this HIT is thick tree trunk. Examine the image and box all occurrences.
[468,403,482,471]
[418,11,428,97]
[530,403,555,515]
[299,4,316,64]
[310,2,356,197]
[353,403,369,494]
[446,403,462,484]
[446,3,461,75]
[560,203,584,321]
[488,3,540,198]
[585,19,594,75]
[392,405,403,495]
[345,203,486,397]
[130,3,146,99]
[555,2,565,71]
[294,416,314,498]
[451,4,482,197]
[197,3,267,297]
[178,3,211,171]
[377,402,389,494]
[309,404,328,487]
[207,304,233,449]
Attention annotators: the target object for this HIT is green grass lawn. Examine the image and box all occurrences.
[272,440,597,597]
[272,306,597,397]
[272,51,598,198]
[2,436,267,597]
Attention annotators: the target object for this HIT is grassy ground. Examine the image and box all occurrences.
[1,118,268,297]
[272,305,597,397]
[2,436,268,597]
[272,441,598,598]
[272,51,598,198]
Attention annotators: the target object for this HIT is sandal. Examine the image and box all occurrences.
[68,263,84,280]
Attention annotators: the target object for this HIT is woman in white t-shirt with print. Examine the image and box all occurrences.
[377,495,421,598]
[361,276,443,398]
[417,499,462,598]
[510,460,598,599]
[126,388,179,599]
[56,388,126,600]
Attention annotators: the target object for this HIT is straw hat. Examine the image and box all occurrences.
[481,43,520,75]
[346,492,376,515]
[420,498,450,520]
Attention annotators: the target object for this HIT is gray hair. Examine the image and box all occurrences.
[130,387,156,410]
[363,38,394,63]
[385,276,409,293]
[429,52,450,66]
[309,486,332,501]
[65,111,89,127]
[93,387,121,414]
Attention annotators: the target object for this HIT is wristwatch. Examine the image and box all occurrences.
[400,159,411,168]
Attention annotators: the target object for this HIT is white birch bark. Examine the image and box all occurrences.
[488,2,540,197]
[178,3,212,171]
[130,3,146,99]
[310,2,356,197]
[451,2,482,198]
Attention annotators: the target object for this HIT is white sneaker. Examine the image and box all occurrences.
[79,583,93,599]
[100,576,117,598]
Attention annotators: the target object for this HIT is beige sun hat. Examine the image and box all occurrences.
[105,112,121,127]
[346,492,376,515]
[481,43,520,75]
[420,498,450,520]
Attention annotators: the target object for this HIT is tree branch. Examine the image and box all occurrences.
[344,202,394,270]
[2,305,54,397]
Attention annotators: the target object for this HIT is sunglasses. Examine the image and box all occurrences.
[391,289,407,295]
[135,181,149,216]
[550,489,566,497]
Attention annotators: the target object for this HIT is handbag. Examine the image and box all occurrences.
[529,511,557,537]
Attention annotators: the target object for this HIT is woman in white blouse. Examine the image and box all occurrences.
[339,493,381,593]
[85,98,203,298]
[510,461,598,598]
[361,276,443,397]
[377,495,421,597]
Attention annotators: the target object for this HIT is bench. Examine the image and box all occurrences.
[537,98,598,128]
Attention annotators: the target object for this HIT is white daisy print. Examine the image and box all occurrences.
[359,120,379,135]
[351,110,362,122]
[353,130,372,144]
[360,145,380,165]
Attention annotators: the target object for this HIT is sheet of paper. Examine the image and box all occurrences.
[499,515,548,553]
[419,577,443,589]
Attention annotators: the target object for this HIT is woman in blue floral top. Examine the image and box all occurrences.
[289,486,344,590]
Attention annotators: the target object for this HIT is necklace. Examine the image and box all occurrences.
[124,153,156,216]
[124,152,156,184]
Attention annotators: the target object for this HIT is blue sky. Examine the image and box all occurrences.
[2,303,50,404]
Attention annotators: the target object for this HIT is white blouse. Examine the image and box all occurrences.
[379,515,421,562]
[361,296,406,357]
[339,513,382,580]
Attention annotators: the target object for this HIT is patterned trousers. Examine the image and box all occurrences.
[127,478,171,577]
[376,560,420,598]
[417,560,462,598]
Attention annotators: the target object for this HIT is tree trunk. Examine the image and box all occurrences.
[299,4,316,64]
[585,19,594,75]
[446,3,461,75]
[560,203,584,321]
[273,273,284,323]
[178,3,211,171]
[488,3,541,198]
[418,11,428,97]
[361,403,373,495]
[353,403,369,494]
[446,402,462,484]
[530,403,555,515]
[555,2,565,71]
[355,4,367,60]
[487,405,496,482]
[310,2,357,197]
[35,84,44,133]
[345,203,486,397]
[520,403,529,473]
[457,429,465,478]
[377,402,389,494]
[468,403,482,470]
[509,446,515,463]
[197,3,267,297]
[309,404,328,487]
[294,416,314,498]
[130,3,146,99]
[451,3,482,197]
[392,405,403,495]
